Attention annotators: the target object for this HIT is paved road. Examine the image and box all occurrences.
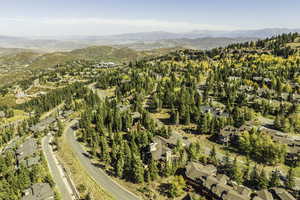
[42,135,75,200]
[65,120,140,200]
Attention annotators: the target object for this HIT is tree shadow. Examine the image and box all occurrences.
[158,183,171,197]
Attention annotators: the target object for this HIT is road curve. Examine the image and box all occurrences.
[42,135,75,200]
[65,120,140,200]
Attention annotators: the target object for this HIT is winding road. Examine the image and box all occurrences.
[65,120,140,200]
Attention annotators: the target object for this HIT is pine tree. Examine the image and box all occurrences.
[132,154,144,183]
[222,151,231,175]
[209,145,218,165]
[286,168,296,189]
[231,157,243,184]
[175,111,180,125]
[250,165,260,188]
[269,169,281,187]
[149,159,158,181]
[258,168,269,189]
[116,153,125,178]
[167,176,186,198]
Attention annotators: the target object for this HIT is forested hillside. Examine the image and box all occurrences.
[0,33,299,200]
[73,33,300,199]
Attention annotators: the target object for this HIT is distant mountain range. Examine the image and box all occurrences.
[0,28,299,51]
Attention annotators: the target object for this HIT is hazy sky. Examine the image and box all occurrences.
[1,0,300,36]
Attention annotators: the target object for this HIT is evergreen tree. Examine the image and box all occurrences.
[167,176,186,198]
[231,157,243,184]
[269,169,281,187]
[209,145,218,165]
[148,159,158,181]
[286,168,296,189]
[258,168,269,189]
[132,154,144,183]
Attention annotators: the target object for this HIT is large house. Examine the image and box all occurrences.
[16,138,37,162]
[185,161,251,200]
[149,130,190,162]
[185,161,296,200]
[270,188,296,200]
[253,189,274,200]
[22,183,54,200]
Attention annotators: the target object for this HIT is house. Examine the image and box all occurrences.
[270,188,296,200]
[253,189,274,200]
[22,183,54,200]
[20,156,40,168]
[199,105,229,118]
[150,131,190,162]
[203,176,251,200]
[185,162,217,183]
[149,137,172,162]
[235,185,252,198]
[185,161,254,200]
[16,138,38,162]
[228,76,241,81]
[218,126,238,145]
[222,190,250,200]
[203,175,219,190]
[30,117,56,133]
[215,174,230,185]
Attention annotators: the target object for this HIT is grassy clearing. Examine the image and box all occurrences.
[57,134,114,200]
[96,87,116,99]
[287,42,300,48]
[4,109,28,123]
[0,94,16,107]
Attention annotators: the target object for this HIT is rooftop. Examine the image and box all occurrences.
[21,183,54,200]
[16,138,37,161]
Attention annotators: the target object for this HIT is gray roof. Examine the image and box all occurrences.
[271,188,296,200]
[204,175,219,190]
[222,190,250,200]
[185,162,217,181]
[215,174,229,185]
[16,138,37,161]
[212,183,233,198]
[30,117,56,132]
[255,189,274,200]
[150,137,171,160]
[236,185,252,197]
[22,183,54,200]
[150,131,190,160]
[26,156,40,167]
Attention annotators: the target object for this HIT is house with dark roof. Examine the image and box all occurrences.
[22,183,54,200]
[217,126,237,145]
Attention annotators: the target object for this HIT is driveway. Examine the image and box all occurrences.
[65,120,140,200]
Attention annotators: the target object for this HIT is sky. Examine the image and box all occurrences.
[0,0,300,36]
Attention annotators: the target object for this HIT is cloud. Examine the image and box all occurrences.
[0,17,236,32]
